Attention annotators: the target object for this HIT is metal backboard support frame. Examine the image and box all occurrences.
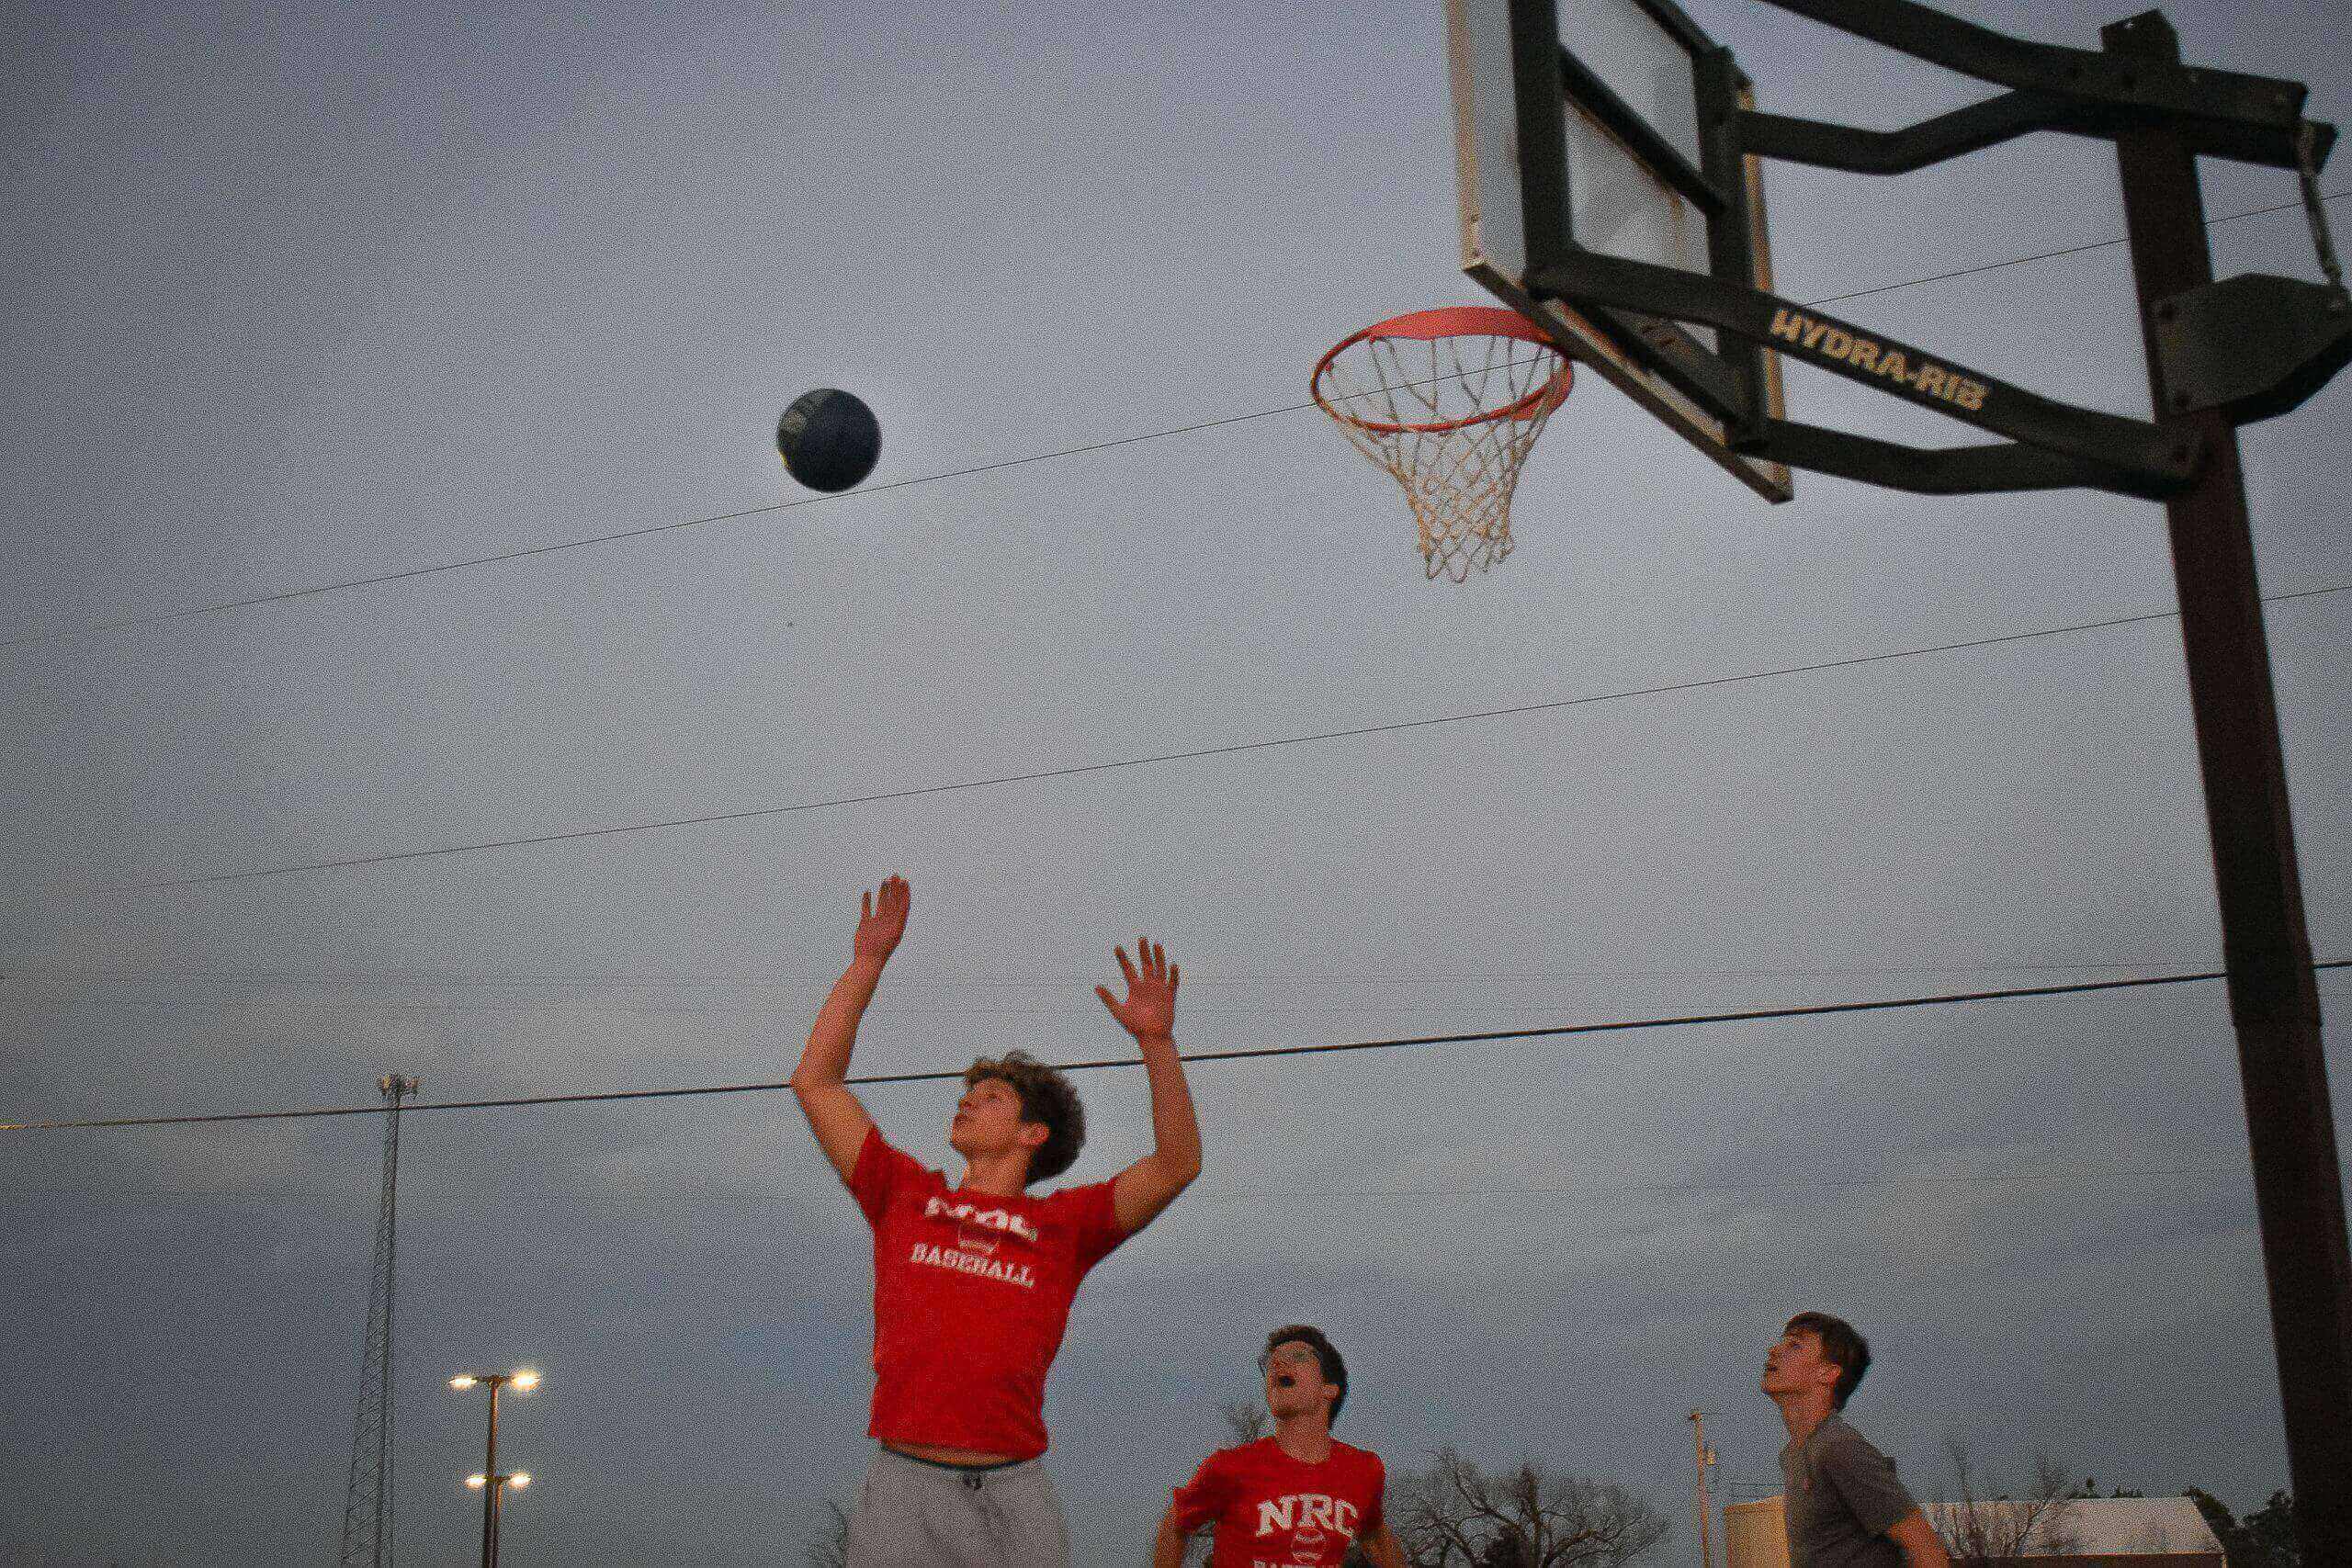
[1451,4,2352,1562]
[1449,0,1793,501]
[1452,0,2346,501]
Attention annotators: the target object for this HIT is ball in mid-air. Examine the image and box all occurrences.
[775,388,881,492]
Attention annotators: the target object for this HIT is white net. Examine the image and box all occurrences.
[1312,310,1571,581]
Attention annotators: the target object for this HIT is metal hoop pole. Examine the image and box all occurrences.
[2109,19,2352,1566]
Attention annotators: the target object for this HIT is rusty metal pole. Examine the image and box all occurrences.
[1689,1410,1717,1568]
[481,1379,501,1568]
[2105,14,2352,1562]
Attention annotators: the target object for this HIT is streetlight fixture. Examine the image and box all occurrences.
[449,1370,539,1568]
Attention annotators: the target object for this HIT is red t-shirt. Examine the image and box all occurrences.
[847,1127,1127,1459]
[1170,1437,1387,1568]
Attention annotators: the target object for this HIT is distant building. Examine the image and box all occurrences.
[1926,1496,2224,1566]
[1719,1495,2224,1568]
[1723,1495,1791,1568]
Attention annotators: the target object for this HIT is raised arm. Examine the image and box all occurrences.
[789,875,907,1182]
[1100,937,1202,1234]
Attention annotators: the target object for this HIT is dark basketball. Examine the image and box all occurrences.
[775,389,881,492]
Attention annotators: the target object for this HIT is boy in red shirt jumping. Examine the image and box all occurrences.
[1154,1325,1406,1568]
[792,874,1203,1568]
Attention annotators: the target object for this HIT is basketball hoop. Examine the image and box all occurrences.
[1311,306,1572,581]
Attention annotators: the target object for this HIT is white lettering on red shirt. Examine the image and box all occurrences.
[1170,1437,1387,1568]
[848,1128,1126,1460]
[907,1241,1037,1289]
[922,1194,1042,1244]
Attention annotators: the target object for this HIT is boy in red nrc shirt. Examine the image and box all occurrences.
[1154,1325,1407,1568]
[792,874,1203,1568]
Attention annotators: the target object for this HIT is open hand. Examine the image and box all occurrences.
[1095,937,1178,1041]
[853,875,910,966]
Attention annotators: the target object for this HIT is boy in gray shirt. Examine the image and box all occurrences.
[1763,1313,1950,1568]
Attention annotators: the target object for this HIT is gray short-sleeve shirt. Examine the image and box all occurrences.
[1779,1414,1919,1568]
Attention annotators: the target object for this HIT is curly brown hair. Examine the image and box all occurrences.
[963,1051,1085,1184]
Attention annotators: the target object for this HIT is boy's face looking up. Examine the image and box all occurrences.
[1761,1326,1838,1402]
[949,1075,1046,1169]
[1261,1340,1335,1422]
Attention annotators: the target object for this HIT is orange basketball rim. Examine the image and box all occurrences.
[1311,305,1572,581]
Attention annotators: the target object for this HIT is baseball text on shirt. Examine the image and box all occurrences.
[848,1127,1127,1460]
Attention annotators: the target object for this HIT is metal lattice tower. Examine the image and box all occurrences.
[337,1074,420,1568]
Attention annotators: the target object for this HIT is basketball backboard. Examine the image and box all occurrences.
[1448,0,1793,502]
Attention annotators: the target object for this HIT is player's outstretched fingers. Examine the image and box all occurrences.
[1114,944,1139,986]
[853,876,912,964]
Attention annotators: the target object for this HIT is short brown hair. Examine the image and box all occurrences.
[964,1051,1085,1184]
[1265,1324,1348,1425]
[1784,1312,1871,1408]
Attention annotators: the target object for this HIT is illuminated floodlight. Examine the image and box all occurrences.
[449,1375,477,1389]
[465,1474,487,1489]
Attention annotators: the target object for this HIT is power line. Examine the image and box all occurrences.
[4,191,2339,657]
[4,955,2245,1024]
[0,402,1288,654]
[1,953,2236,990]
[0,988,2221,1021]
[1805,191,2346,307]
[86,580,2351,892]
[0,998,2159,1019]
[0,1160,2252,1207]
[5,960,2343,1132]
[1182,1164,2252,1203]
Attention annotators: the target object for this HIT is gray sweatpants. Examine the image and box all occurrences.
[844,1447,1070,1568]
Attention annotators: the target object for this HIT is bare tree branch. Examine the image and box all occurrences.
[1220,1400,1271,1445]
[1392,1451,1668,1568]
[1933,1440,2080,1563]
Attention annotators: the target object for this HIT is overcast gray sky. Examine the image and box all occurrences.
[5,0,2348,1564]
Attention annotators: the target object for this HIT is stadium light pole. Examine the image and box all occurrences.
[451,1370,538,1568]
[464,1471,533,1567]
